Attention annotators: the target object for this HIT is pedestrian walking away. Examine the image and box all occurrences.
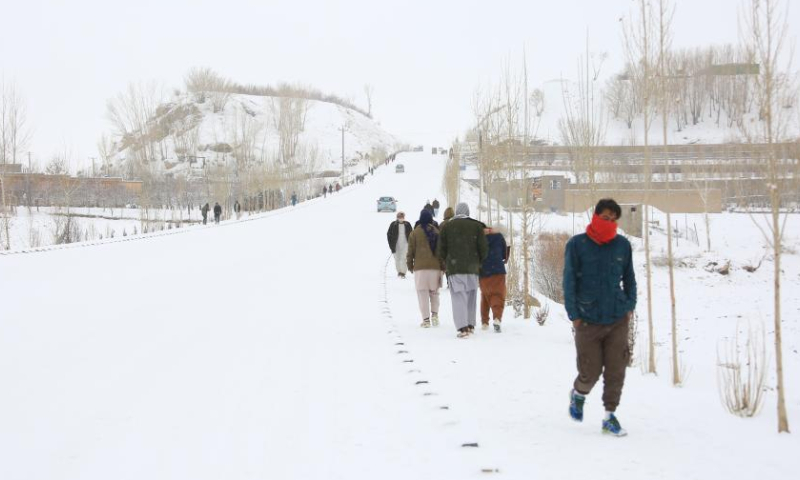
[415,206,439,229]
[439,206,455,288]
[432,198,440,217]
[437,202,487,338]
[407,209,445,328]
[479,226,508,333]
[323,186,328,198]
[387,211,412,278]
[564,198,637,437]
[201,202,209,225]
[291,192,298,207]
[213,202,222,224]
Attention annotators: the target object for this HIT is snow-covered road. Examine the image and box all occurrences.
[1,151,798,479]
[0,153,494,479]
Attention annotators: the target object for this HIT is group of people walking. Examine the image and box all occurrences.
[322,183,342,198]
[201,202,223,225]
[386,199,509,337]
[386,197,637,437]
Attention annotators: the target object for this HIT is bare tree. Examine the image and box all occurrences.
[1,78,32,249]
[184,67,231,113]
[560,32,607,200]
[655,0,684,386]
[270,96,309,164]
[739,0,795,433]
[363,84,374,118]
[624,0,658,375]
[106,81,162,171]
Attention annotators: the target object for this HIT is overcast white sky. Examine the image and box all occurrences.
[1,0,797,169]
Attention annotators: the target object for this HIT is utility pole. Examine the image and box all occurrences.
[340,125,346,184]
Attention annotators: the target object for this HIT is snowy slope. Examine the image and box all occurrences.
[530,79,800,146]
[109,92,402,177]
[1,152,799,479]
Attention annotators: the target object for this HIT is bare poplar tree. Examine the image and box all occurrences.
[270,96,309,164]
[363,84,374,118]
[739,0,795,433]
[106,81,162,171]
[560,32,607,200]
[624,0,658,374]
[1,78,32,249]
[185,67,231,113]
[656,0,683,386]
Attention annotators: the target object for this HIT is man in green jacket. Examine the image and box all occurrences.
[563,198,637,437]
[438,202,488,338]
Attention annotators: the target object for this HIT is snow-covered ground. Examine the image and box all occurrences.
[1,206,212,251]
[1,152,799,479]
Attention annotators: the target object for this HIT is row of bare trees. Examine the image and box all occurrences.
[606,33,797,140]
[1,77,32,250]
[623,0,794,432]
[464,0,794,434]
[183,66,372,118]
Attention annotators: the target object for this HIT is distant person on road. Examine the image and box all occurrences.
[407,209,444,328]
[291,192,298,207]
[234,200,241,218]
[437,202,487,338]
[479,226,508,333]
[323,185,328,198]
[387,211,412,279]
[423,203,436,220]
[440,207,455,229]
[415,206,439,229]
[564,198,637,437]
[201,203,210,225]
[439,206,456,287]
[432,198,440,217]
[213,202,222,224]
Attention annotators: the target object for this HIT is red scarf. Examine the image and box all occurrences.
[586,214,618,245]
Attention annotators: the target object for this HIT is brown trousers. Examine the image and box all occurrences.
[479,274,506,324]
[573,317,630,412]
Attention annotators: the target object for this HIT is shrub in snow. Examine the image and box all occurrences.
[535,303,550,326]
[534,232,570,303]
[716,324,768,418]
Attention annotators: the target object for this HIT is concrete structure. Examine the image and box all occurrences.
[487,174,723,214]
[563,187,723,214]
[0,173,143,207]
[617,204,643,237]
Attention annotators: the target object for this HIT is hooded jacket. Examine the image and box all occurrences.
[407,225,444,272]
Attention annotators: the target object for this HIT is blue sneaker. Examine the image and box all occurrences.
[602,414,628,437]
[569,389,585,422]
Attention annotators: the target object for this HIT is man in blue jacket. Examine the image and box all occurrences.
[479,227,508,333]
[563,198,637,437]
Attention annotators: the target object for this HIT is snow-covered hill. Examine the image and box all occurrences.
[108,92,403,178]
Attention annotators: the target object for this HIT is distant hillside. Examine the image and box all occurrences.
[518,78,799,147]
[104,90,402,179]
